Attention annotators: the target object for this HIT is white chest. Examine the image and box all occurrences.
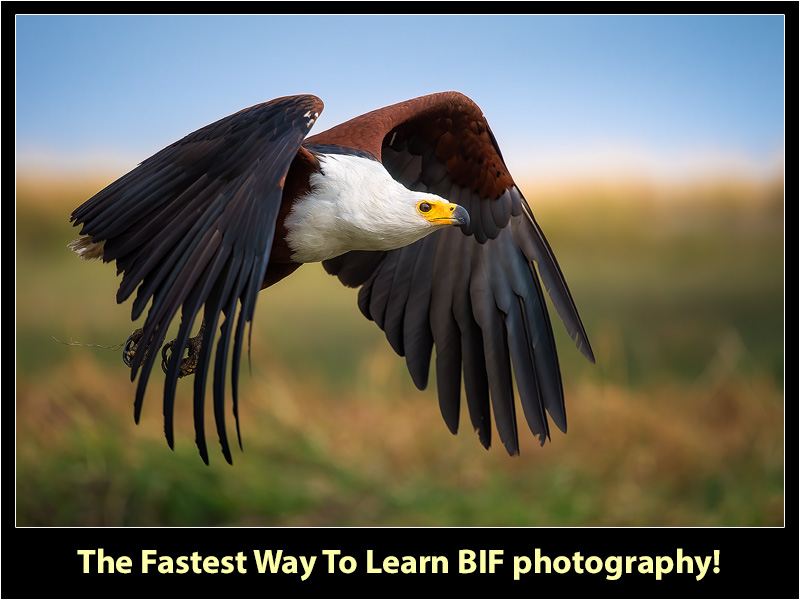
[284,153,432,263]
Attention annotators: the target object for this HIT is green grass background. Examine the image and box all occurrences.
[16,171,784,526]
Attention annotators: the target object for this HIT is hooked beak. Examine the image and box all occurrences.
[421,200,470,228]
[450,204,470,228]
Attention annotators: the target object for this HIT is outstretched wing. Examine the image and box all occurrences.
[316,92,594,455]
[70,95,323,464]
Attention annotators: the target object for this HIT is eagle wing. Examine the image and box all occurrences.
[314,92,594,455]
[70,94,323,464]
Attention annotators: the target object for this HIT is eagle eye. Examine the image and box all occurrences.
[418,202,432,213]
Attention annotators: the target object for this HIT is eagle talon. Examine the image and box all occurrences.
[122,328,144,368]
[161,340,175,374]
[161,321,206,378]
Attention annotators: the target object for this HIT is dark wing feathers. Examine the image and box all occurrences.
[380,241,420,356]
[469,245,518,453]
[513,204,596,363]
[322,92,593,455]
[70,95,323,464]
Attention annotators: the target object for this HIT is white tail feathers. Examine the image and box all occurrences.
[68,236,105,261]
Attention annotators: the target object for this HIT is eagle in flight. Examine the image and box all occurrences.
[70,92,594,464]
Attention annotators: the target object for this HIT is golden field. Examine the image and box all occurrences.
[15,169,784,526]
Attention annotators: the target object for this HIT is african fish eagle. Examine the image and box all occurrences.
[69,92,595,464]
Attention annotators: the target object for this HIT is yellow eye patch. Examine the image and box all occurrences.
[417,200,460,224]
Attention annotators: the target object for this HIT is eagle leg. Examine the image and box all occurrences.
[122,327,147,367]
[160,319,207,378]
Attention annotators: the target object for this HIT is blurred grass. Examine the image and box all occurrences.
[15,170,784,526]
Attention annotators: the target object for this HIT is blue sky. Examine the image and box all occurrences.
[16,14,785,180]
